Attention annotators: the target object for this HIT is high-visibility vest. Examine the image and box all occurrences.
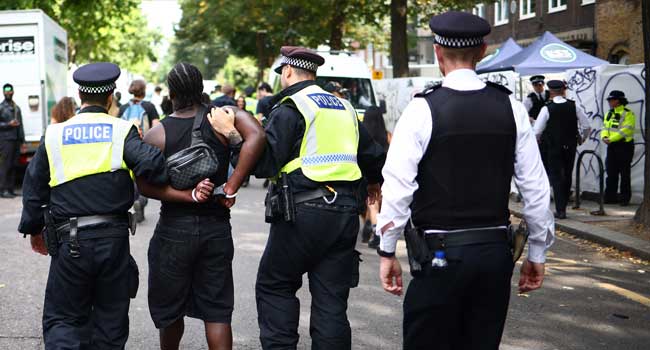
[245,97,258,116]
[602,105,635,143]
[279,84,362,182]
[44,112,133,187]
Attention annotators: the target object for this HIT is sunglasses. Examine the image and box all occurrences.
[3,87,12,92]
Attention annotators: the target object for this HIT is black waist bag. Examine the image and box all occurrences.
[166,105,220,190]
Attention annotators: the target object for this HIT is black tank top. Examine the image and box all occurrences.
[159,109,230,218]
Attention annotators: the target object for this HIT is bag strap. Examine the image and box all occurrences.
[190,104,209,146]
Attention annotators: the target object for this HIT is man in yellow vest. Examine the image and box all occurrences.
[18,62,214,349]
[602,90,636,206]
[209,46,385,349]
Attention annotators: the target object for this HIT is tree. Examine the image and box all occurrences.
[173,0,390,83]
[216,56,259,92]
[0,0,161,72]
[390,0,409,77]
[634,0,650,225]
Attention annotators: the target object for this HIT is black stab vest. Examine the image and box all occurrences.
[410,83,516,230]
[542,100,578,149]
[528,91,549,119]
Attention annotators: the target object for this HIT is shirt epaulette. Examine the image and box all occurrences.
[485,81,512,95]
[414,81,443,98]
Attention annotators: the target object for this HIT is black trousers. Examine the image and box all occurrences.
[0,140,19,191]
[43,228,133,350]
[256,197,359,350]
[546,145,576,214]
[605,141,635,203]
[403,242,514,350]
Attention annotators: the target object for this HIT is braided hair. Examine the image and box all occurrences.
[166,62,204,111]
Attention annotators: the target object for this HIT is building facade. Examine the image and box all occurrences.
[474,0,644,64]
[476,0,597,54]
[595,0,644,64]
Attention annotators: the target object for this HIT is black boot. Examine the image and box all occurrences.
[0,190,15,199]
[368,225,380,248]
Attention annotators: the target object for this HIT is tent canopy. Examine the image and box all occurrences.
[476,38,522,73]
[477,31,608,75]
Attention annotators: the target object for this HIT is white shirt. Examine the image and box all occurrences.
[533,96,591,139]
[523,91,547,113]
[377,69,555,264]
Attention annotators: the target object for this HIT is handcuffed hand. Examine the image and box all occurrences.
[518,259,545,293]
[192,178,215,203]
[31,233,48,255]
[218,181,237,208]
[207,107,236,136]
[380,256,403,296]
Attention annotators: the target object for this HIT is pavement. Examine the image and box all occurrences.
[509,198,650,260]
[1,178,649,349]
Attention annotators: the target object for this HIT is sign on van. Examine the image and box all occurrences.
[0,36,35,55]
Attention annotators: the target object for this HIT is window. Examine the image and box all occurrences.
[472,3,486,18]
[520,0,536,20]
[582,0,595,5]
[494,0,509,26]
[548,0,567,13]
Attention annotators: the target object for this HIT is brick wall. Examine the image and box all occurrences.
[595,0,644,64]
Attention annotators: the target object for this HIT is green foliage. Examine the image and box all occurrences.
[174,0,393,70]
[216,56,259,92]
[0,0,161,72]
[171,0,485,78]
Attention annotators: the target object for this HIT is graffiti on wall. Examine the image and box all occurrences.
[565,64,646,200]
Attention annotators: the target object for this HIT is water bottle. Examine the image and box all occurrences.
[431,250,448,268]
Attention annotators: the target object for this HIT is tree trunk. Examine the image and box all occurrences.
[634,0,650,224]
[390,0,409,77]
[329,1,347,51]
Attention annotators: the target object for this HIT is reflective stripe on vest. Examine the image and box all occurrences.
[44,112,133,187]
[603,108,634,142]
[279,84,362,182]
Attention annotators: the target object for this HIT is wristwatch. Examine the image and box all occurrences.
[376,247,395,258]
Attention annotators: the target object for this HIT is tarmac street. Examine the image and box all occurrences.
[1,178,649,349]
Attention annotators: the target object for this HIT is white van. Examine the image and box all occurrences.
[269,50,381,119]
[0,10,67,159]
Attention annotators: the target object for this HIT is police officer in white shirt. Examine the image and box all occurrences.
[376,11,555,349]
[533,80,591,219]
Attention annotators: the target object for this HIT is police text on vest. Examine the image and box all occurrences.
[62,124,113,145]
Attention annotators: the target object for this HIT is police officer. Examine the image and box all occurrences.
[209,46,384,349]
[533,80,590,219]
[602,90,636,206]
[524,75,549,121]
[377,12,555,349]
[0,83,24,198]
[18,62,213,349]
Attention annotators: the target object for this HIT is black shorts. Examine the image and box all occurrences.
[148,215,234,329]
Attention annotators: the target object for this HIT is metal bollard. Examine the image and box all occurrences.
[573,150,606,216]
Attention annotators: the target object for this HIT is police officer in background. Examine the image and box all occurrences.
[524,75,549,122]
[534,80,591,219]
[209,46,385,349]
[18,62,213,349]
[0,83,24,198]
[602,90,636,206]
[377,12,555,349]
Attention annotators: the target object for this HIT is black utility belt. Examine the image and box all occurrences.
[294,186,356,204]
[265,174,358,224]
[54,214,130,235]
[424,228,508,251]
[404,226,508,275]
